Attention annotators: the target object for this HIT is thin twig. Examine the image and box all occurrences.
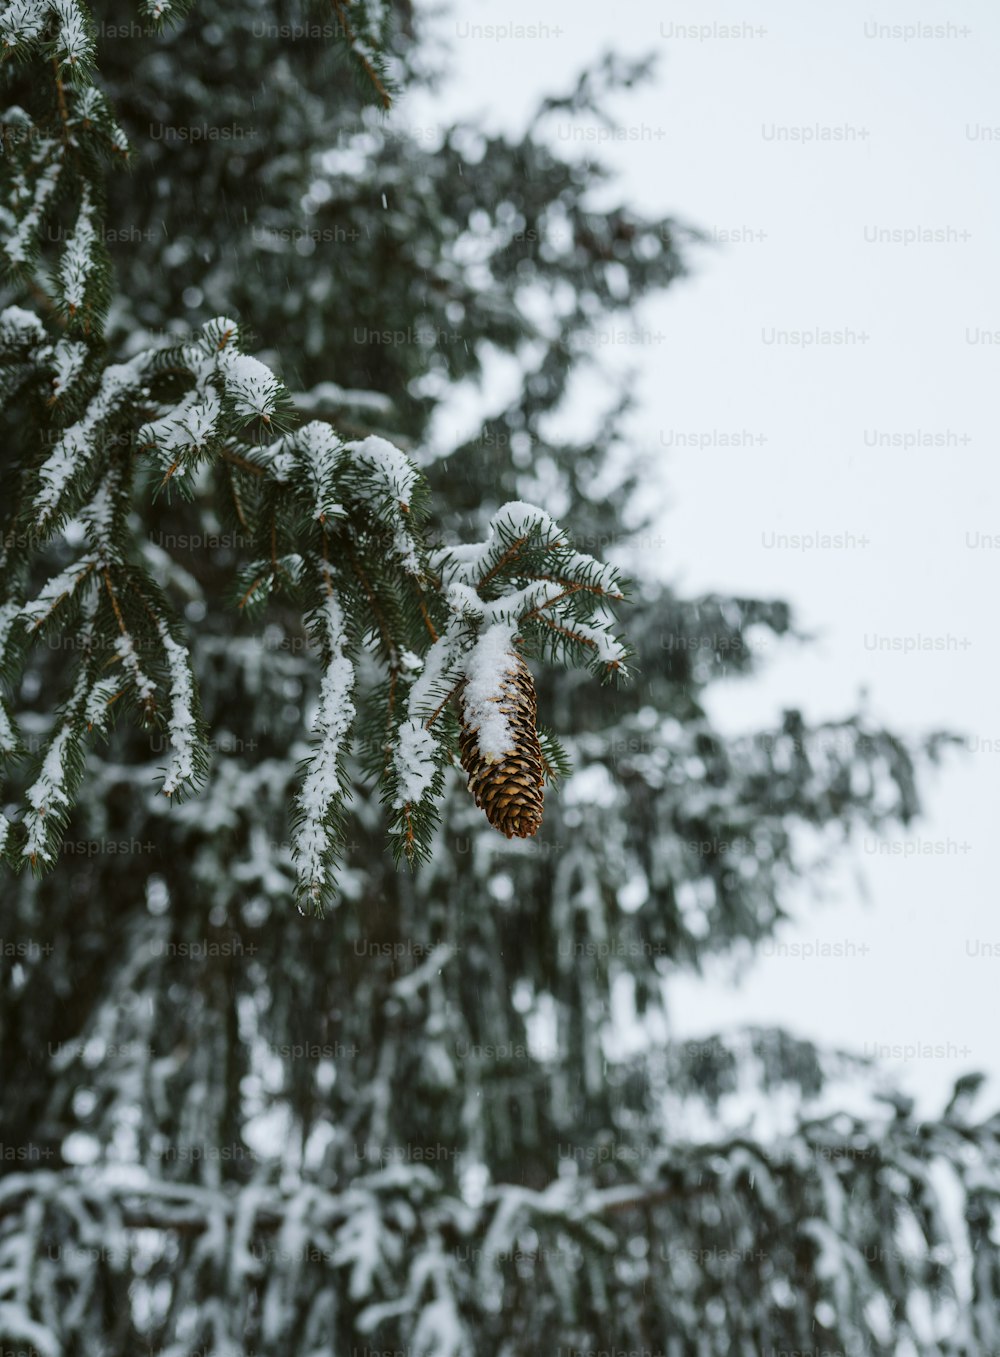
[535,612,598,651]
[418,596,439,642]
[476,534,529,591]
[331,0,392,109]
[423,676,465,731]
[103,568,157,716]
[219,447,266,477]
[51,58,70,136]
[519,583,585,622]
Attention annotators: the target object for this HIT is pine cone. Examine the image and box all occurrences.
[459,651,544,838]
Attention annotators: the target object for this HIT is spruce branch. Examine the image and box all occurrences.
[329,0,394,110]
[0,6,631,901]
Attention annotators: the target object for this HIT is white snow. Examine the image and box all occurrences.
[566,619,628,668]
[459,623,521,760]
[158,624,197,796]
[52,0,94,66]
[0,701,17,755]
[330,1199,383,1301]
[445,582,483,618]
[35,353,149,525]
[0,1,47,51]
[434,501,623,631]
[0,303,44,348]
[348,435,419,507]
[292,420,345,520]
[292,575,356,900]
[128,323,286,483]
[404,620,464,720]
[293,379,393,416]
[5,144,62,266]
[70,87,106,127]
[393,718,437,806]
[80,471,117,548]
[412,1295,469,1357]
[195,315,239,350]
[114,631,156,705]
[139,386,222,464]
[430,501,629,672]
[50,337,88,397]
[0,1307,58,1357]
[0,600,22,661]
[23,723,73,862]
[59,182,97,311]
[392,521,421,574]
[262,440,296,483]
[347,435,421,573]
[216,348,283,420]
[83,675,121,733]
[384,492,627,848]
[18,555,98,629]
[432,500,561,583]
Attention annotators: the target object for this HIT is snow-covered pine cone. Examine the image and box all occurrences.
[459,651,544,838]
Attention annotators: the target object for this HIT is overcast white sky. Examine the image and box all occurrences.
[403,0,999,1113]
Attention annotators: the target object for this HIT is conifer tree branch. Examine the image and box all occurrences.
[330,0,392,109]
[50,56,70,136]
[476,535,530,590]
[423,677,465,732]
[0,9,628,899]
[418,596,439,642]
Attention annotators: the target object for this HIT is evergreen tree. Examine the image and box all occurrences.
[0,5,996,1355]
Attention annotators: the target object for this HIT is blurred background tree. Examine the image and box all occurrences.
[0,3,997,1354]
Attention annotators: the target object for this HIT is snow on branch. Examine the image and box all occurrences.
[33,354,149,529]
[0,1,48,50]
[0,11,636,900]
[156,621,198,796]
[57,183,99,314]
[291,421,343,517]
[15,553,98,633]
[138,0,174,22]
[51,0,94,68]
[329,0,395,109]
[216,347,284,422]
[3,142,63,268]
[348,434,420,511]
[0,701,18,756]
[0,304,45,354]
[111,629,155,712]
[5,1094,997,1355]
[0,5,629,900]
[22,722,74,863]
[433,499,561,584]
[257,420,347,521]
[393,718,438,806]
[19,589,99,864]
[343,434,423,574]
[0,340,627,893]
[292,562,357,906]
[138,385,222,471]
[137,318,288,485]
[50,337,88,399]
[384,505,628,864]
[0,0,92,65]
